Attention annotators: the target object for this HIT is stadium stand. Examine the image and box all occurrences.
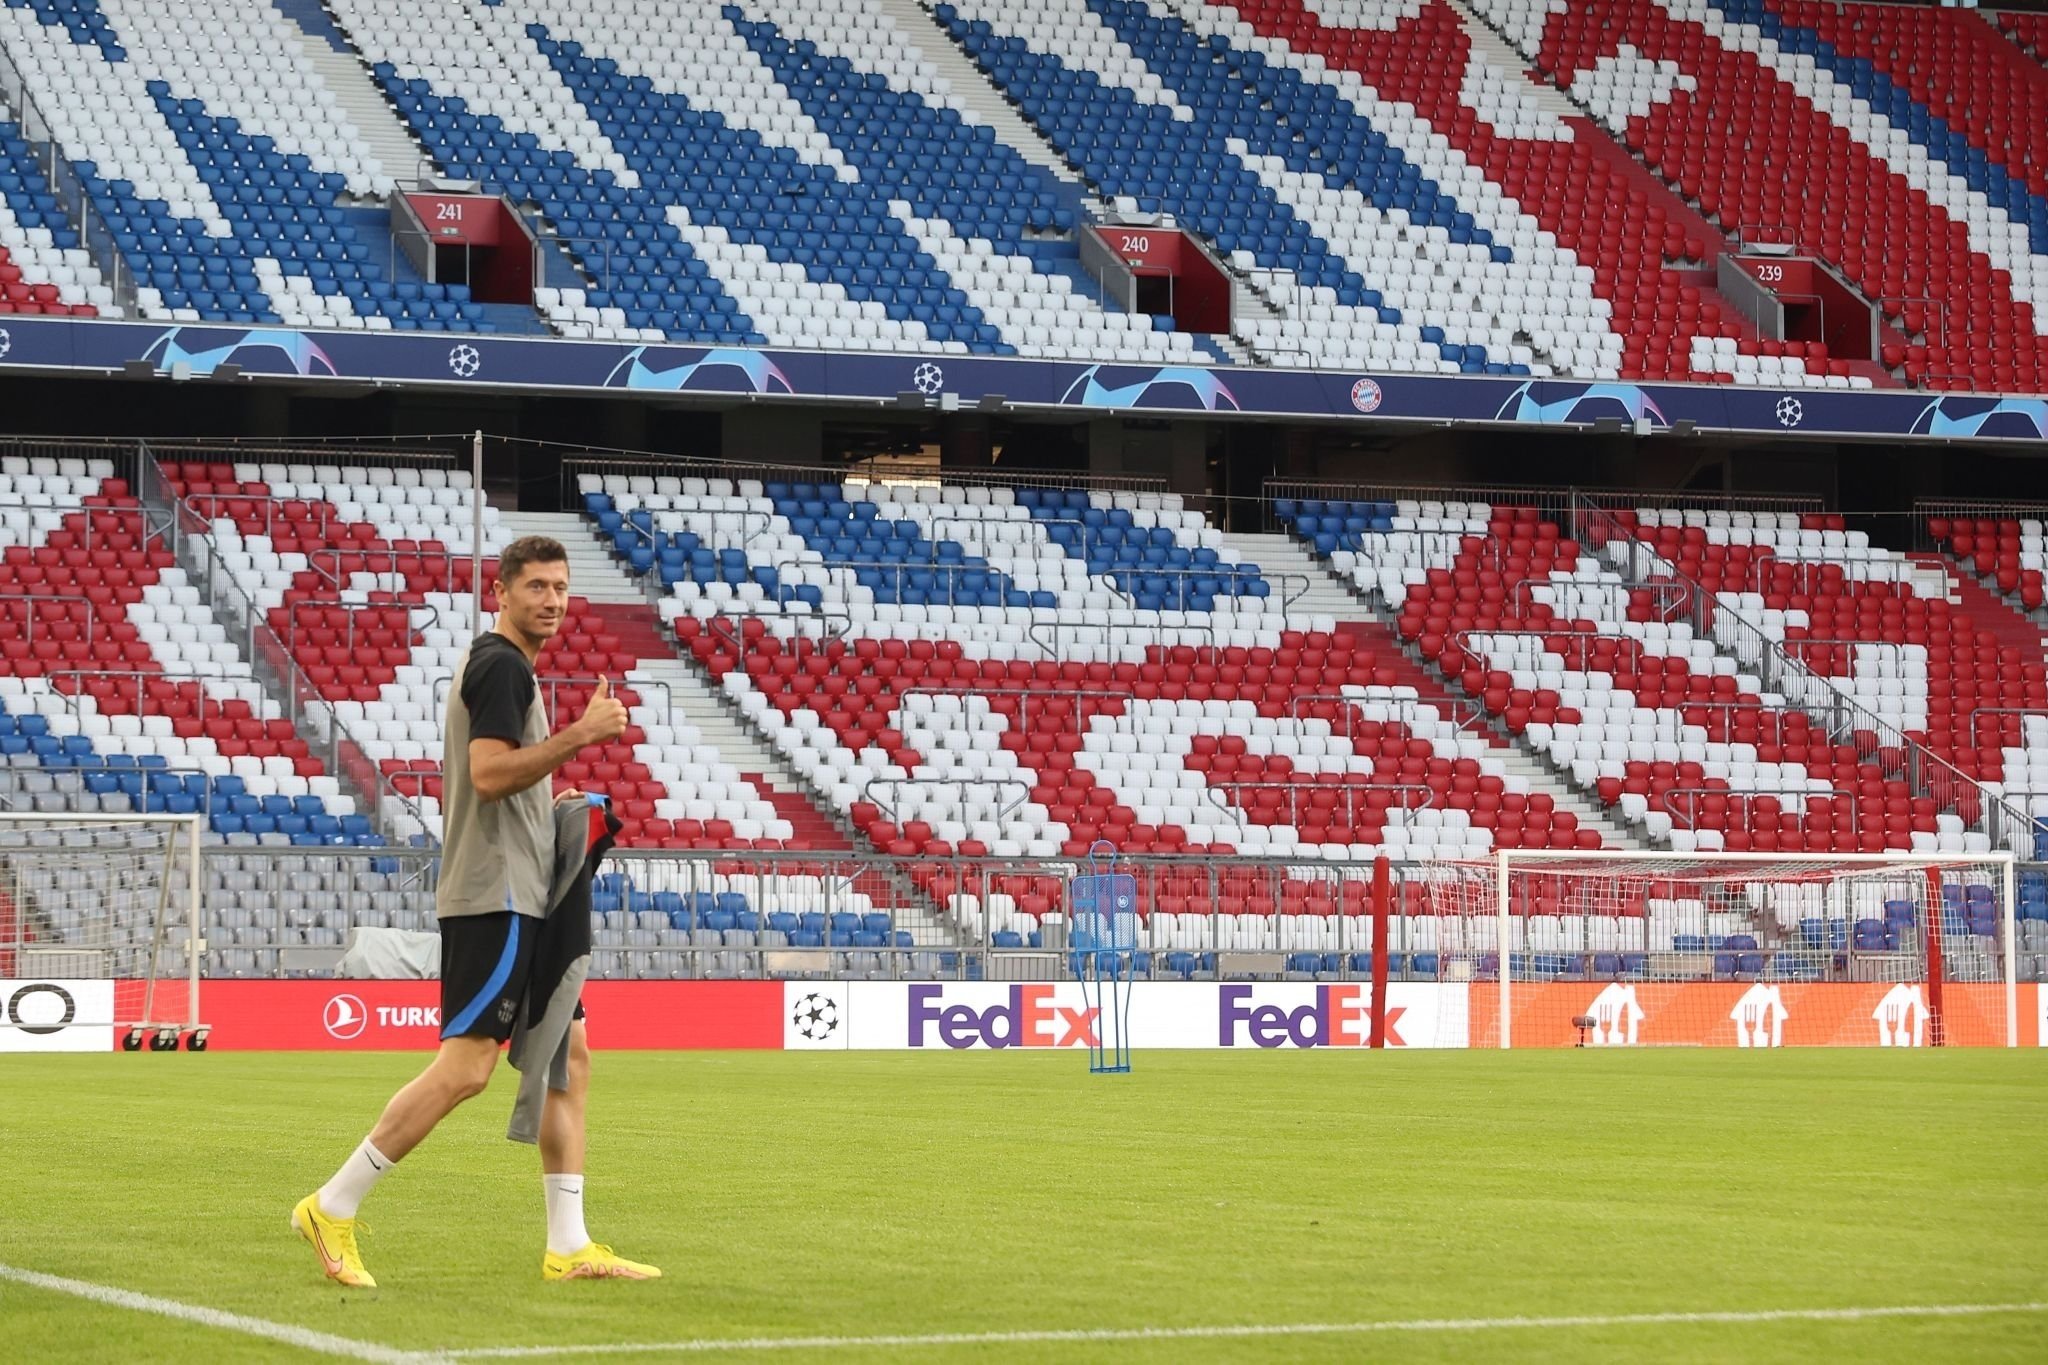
[1278,492,2048,860]
[0,450,377,980]
[0,0,479,329]
[0,117,108,316]
[1211,0,1867,385]
[0,0,2035,389]
[1469,0,2048,393]
[577,471,1623,964]
[1996,8,2048,65]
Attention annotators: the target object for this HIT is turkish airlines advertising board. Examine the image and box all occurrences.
[52,981,2042,1050]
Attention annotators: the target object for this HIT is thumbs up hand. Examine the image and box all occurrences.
[575,676,628,746]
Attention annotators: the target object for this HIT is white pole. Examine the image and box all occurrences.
[471,430,485,635]
[1496,850,1511,1049]
[2002,854,2018,1049]
[186,815,202,1033]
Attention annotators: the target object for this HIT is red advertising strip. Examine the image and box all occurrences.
[105,980,2038,1051]
[1475,982,2030,1048]
[167,980,782,1051]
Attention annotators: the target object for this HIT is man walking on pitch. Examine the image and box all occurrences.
[293,536,660,1286]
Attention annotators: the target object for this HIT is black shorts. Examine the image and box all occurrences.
[439,911,585,1043]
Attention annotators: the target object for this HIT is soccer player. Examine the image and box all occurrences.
[292,536,661,1286]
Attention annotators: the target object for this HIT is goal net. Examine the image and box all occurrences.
[1407,851,2017,1048]
[0,813,206,1051]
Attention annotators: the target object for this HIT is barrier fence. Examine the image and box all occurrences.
[39,843,2031,990]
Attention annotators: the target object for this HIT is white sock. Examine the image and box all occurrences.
[317,1138,394,1220]
[544,1173,590,1256]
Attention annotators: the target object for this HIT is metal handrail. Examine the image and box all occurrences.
[860,776,1031,824]
[0,593,97,643]
[1572,493,2042,856]
[1658,786,1860,829]
[0,40,132,311]
[1287,690,1489,737]
[1024,614,1218,661]
[429,672,672,731]
[560,453,1169,511]
[701,607,853,658]
[1204,781,1436,832]
[1450,626,1614,673]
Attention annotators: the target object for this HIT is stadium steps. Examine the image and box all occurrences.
[625,656,862,846]
[272,0,351,53]
[1930,547,2048,630]
[292,21,433,191]
[151,513,389,833]
[1211,530,1370,622]
[626,652,953,939]
[1489,744,1652,851]
[1918,554,2048,657]
[1444,0,1582,121]
[499,510,654,606]
[885,0,1099,211]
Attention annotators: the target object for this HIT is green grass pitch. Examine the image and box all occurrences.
[1,1051,2043,1363]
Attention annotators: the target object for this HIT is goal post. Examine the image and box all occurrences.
[1409,850,2018,1048]
[0,813,207,1051]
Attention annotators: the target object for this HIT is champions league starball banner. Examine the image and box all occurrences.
[0,316,2039,442]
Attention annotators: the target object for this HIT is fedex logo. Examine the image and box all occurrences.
[907,985,1099,1049]
[1219,985,1403,1048]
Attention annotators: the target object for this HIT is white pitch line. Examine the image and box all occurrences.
[0,1263,443,1364]
[444,1301,2048,1358]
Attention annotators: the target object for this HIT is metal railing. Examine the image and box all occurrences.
[1205,781,1436,830]
[430,672,674,732]
[561,452,1170,512]
[1571,493,2043,856]
[1657,786,1862,830]
[860,777,1031,825]
[1267,480,1827,533]
[145,845,2031,984]
[1287,690,1490,738]
[0,42,133,312]
[1024,614,1219,660]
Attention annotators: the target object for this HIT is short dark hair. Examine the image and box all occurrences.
[497,536,569,586]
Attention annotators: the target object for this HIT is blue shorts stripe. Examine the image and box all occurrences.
[442,915,522,1039]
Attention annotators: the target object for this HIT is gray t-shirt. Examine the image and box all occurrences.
[437,632,553,921]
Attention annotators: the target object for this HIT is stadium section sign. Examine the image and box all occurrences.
[1,316,2042,443]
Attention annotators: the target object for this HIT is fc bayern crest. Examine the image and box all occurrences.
[1350,377,1383,413]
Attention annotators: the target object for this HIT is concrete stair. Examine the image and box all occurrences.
[882,0,1086,189]
[1916,554,2048,658]
[297,15,430,190]
[1491,746,1649,851]
[1214,529,1371,624]
[1932,551,2048,632]
[1444,0,1582,121]
[499,510,652,606]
